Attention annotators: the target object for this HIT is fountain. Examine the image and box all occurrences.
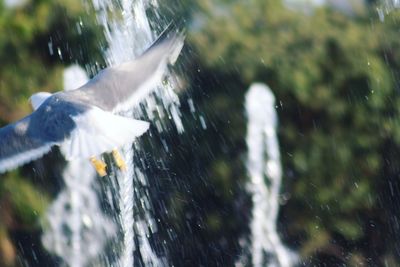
[43,0,184,261]
[42,0,184,264]
[91,1,184,266]
[244,83,296,267]
[42,65,116,267]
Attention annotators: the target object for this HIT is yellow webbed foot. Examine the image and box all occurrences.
[90,156,107,177]
[112,149,126,171]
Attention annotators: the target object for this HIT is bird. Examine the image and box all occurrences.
[0,24,184,177]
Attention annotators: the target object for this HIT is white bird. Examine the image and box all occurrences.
[0,25,184,176]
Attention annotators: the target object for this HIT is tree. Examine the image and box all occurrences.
[159,0,400,265]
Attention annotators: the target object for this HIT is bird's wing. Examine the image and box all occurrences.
[0,115,55,174]
[60,106,149,160]
[68,24,184,112]
[0,103,149,172]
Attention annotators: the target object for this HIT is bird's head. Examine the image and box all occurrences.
[29,92,52,110]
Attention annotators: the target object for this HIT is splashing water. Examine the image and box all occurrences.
[244,83,296,267]
[43,2,183,265]
[91,0,184,266]
[42,65,116,267]
[91,0,183,134]
[375,0,399,21]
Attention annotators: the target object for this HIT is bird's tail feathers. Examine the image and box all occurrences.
[61,107,149,160]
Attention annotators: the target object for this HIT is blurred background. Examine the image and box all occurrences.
[0,0,400,266]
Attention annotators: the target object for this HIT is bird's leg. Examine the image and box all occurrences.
[90,156,107,177]
[112,149,126,171]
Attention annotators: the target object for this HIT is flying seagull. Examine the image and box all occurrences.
[0,25,184,176]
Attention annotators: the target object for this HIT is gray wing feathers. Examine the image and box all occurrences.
[69,28,184,111]
[0,116,54,173]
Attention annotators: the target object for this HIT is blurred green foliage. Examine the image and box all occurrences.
[155,0,400,265]
[0,0,104,123]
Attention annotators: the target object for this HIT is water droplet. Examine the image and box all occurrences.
[57,47,63,60]
[377,7,385,22]
[48,39,54,55]
[199,115,207,129]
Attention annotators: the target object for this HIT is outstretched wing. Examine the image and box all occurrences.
[0,95,85,173]
[68,24,185,112]
[0,98,150,173]
[0,116,55,174]
[0,24,178,173]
